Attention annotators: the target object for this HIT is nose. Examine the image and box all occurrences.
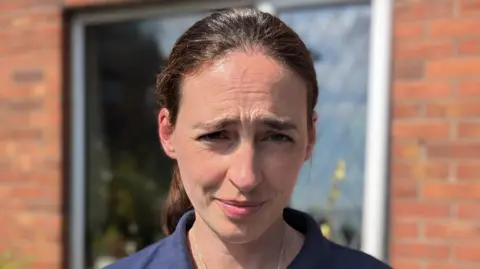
[227,142,262,193]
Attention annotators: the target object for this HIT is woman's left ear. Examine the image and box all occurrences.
[305,112,317,161]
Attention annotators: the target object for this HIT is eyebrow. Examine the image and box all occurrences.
[193,116,297,131]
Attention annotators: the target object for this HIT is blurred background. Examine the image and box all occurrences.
[1,0,479,269]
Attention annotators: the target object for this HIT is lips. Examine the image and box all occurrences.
[218,199,263,207]
[215,199,265,219]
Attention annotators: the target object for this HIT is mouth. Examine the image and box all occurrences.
[217,199,264,207]
[214,199,266,219]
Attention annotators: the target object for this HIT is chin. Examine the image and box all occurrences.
[212,218,263,244]
[206,205,274,244]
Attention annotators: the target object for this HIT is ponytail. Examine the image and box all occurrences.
[162,163,193,235]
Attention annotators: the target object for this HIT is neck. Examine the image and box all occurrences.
[188,214,288,269]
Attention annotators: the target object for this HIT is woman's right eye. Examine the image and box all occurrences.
[198,131,229,141]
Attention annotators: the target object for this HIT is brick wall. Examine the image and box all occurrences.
[391,1,480,269]
[0,1,65,269]
[1,0,479,269]
[0,0,144,266]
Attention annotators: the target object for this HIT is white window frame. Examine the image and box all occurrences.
[69,1,393,268]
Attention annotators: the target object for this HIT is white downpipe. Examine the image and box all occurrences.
[361,0,394,262]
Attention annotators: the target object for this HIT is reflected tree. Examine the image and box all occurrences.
[86,21,173,267]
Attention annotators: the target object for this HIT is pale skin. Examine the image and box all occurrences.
[159,49,317,269]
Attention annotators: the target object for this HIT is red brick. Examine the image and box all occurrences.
[11,68,45,84]
[0,185,10,199]
[425,221,480,239]
[0,15,61,56]
[392,121,450,139]
[454,245,480,262]
[392,220,420,238]
[0,46,61,68]
[426,101,480,118]
[15,241,61,263]
[393,201,451,218]
[0,1,52,11]
[457,203,480,220]
[426,58,480,78]
[0,171,25,183]
[0,83,45,99]
[429,19,480,38]
[457,80,480,97]
[393,103,421,118]
[392,139,421,160]
[427,143,480,159]
[426,264,479,269]
[393,81,451,99]
[30,263,62,269]
[457,122,480,138]
[395,39,453,60]
[390,258,422,269]
[392,162,449,180]
[458,38,480,56]
[64,0,136,7]
[459,0,480,16]
[392,242,451,259]
[10,184,61,202]
[4,98,44,112]
[394,21,426,40]
[0,128,44,141]
[0,2,64,269]
[7,212,62,242]
[395,1,453,21]
[457,162,480,180]
[422,182,480,200]
[392,180,418,199]
[0,7,60,29]
[394,61,425,80]
[390,1,480,268]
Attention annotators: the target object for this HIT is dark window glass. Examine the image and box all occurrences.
[85,13,207,269]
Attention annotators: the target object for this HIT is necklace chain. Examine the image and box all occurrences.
[192,226,286,269]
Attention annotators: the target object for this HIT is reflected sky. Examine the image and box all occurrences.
[140,13,207,57]
[280,5,371,221]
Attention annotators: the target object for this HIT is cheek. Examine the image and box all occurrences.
[260,145,305,190]
[174,139,227,192]
[176,155,228,211]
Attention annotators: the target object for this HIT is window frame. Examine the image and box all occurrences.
[69,1,393,268]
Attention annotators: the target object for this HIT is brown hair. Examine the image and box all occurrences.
[157,8,318,235]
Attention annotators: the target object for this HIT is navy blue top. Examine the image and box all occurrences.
[105,208,391,269]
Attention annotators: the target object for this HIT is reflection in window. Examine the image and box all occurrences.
[280,4,371,249]
[85,14,205,269]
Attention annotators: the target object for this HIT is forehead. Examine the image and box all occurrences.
[179,51,308,121]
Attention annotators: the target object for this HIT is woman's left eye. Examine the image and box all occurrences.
[266,133,293,143]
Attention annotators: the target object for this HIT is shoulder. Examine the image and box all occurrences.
[326,240,392,269]
[103,237,172,269]
[282,208,391,269]
[105,210,196,269]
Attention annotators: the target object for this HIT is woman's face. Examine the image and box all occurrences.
[159,51,316,243]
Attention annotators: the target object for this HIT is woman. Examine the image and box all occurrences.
[106,8,391,269]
